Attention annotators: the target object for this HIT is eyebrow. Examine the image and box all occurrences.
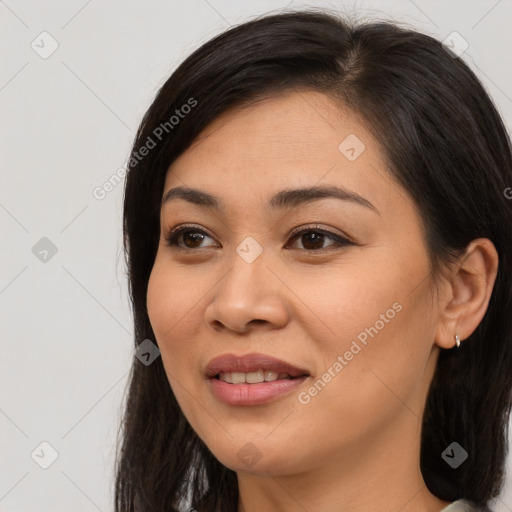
[162,185,378,213]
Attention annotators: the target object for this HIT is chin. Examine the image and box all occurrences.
[206,437,304,476]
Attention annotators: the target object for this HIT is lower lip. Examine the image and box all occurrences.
[208,376,309,405]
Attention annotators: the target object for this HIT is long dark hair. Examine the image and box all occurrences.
[115,8,512,511]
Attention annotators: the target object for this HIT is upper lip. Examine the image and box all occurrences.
[206,353,310,378]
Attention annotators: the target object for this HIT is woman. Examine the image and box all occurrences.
[115,8,512,512]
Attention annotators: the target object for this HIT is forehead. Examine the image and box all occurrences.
[163,90,393,211]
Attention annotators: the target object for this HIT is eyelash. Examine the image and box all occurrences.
[163,223,353,252]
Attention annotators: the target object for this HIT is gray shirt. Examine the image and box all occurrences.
[441,499,492,511]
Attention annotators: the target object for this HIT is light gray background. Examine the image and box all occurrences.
[1,1,511,511]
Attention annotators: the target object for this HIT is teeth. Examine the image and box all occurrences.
[246,370,264,383]
[264,370,279,382]
[218,369,291,384]
[231,372,246,384]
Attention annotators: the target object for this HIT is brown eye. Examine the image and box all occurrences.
[182,231,206,248]
[287,226,352,251]
[299,232,329,250]
[164,225,217,249]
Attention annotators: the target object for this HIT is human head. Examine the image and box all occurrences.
[116,9,512,512]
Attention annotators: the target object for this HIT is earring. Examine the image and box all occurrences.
[455,333,461,348]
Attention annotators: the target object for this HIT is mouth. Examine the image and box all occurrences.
[215,369,303,384]
[206,353,310,405]
[206,352,310,380]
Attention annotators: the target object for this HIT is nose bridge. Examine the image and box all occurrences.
[205,236,288,332]
[221,236,270,303]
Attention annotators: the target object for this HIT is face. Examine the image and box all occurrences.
[147,90,443,476]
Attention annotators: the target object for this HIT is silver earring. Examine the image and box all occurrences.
[455,333,461,348]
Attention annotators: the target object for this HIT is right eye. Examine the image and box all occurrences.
[163,224,218,250]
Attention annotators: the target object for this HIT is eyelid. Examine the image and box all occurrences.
[287,223,352,243]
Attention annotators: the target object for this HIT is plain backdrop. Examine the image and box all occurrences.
[1,1,511,511]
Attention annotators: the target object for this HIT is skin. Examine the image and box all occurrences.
[146,90,498,512]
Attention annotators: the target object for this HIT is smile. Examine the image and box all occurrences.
[218,370,295,384]
[206,353,310,405]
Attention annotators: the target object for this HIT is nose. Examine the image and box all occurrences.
[203,245,290,334]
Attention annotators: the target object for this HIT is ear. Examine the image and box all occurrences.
[435,238,499,349]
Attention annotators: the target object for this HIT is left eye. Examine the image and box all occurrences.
[286,228,352,251]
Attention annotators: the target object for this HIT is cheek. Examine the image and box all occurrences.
[146,260,205,378]
[146,260,215,435]
[297,253,435,407]
[291,257,404,351]
[147,253,209,334]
